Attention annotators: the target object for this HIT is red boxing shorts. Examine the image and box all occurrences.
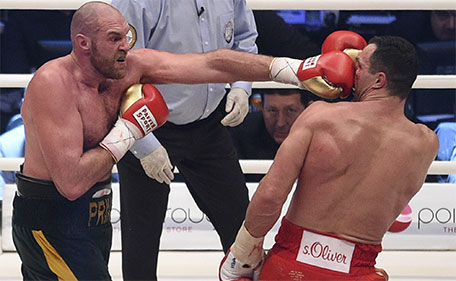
[258,218,388,280]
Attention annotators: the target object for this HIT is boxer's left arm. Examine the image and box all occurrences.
[24,70,115,200]
[219,224,265,281]
[100,84,169,163]
[219,102,323,280]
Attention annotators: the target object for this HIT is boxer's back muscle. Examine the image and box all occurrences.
[287,101,437,243]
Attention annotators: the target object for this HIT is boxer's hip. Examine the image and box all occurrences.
[13,172,112,232]
[259,217,387,280]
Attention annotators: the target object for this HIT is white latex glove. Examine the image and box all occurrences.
[221,88,249,127]
[140,145,174,184]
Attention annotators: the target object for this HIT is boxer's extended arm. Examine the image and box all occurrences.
[219,106,318,280]
[133,48,353,99]
[25,72,115,201]
[132,48,273,85]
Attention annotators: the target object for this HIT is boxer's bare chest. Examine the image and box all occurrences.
[77,83,123,150]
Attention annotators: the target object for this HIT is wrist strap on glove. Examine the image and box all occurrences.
[99,118,142,163]
[269,57,303,88]
[231,224,265,267]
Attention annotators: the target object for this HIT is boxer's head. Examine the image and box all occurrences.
[71,1,130,79]
[354,36,418,101]
[369,36,418,100]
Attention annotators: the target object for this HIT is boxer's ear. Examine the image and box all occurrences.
[372,72,386,89]
[74,34,91,53]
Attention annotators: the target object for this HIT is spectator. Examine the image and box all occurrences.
[386,10,455,131]
[388,10,455,43]
[434,122,456,183]
[386,10,455,74]
[230,89,313,160]
[0,118,25,201]
[429,10,456,41]
[0,113,24,221]
[229,89,313,182]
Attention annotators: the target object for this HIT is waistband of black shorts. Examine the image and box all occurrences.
[13,172,112,230]
[16,171,111,200]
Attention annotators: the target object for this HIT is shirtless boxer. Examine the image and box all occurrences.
[12,2,356,280]
[219,36,439,280]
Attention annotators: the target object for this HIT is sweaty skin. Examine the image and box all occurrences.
[245,44,439,244]
[21,2,273,201]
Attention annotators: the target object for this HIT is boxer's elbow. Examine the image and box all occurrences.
[254,187,285,211]
[55,182,86,201]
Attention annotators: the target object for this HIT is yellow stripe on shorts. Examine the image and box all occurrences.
[32,230,78,281]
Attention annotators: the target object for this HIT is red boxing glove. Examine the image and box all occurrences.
[297,51,354,99]
[100,84,169,163]
[120,84,169,136]
[322,30,367,62]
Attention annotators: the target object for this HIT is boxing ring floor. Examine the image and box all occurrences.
[1,243,455,281]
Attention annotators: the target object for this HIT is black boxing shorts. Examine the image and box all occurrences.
[12,172,113,281]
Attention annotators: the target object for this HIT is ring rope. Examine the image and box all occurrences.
[0,158,455,175]
[0,1,454,180]
[1,74,455,89]
[0,0,454,10]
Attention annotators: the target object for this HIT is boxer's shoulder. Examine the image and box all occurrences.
[415,123,439,150]
[295,100,342,127]
[32,56,73,86]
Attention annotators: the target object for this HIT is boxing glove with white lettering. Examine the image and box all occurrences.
[269,51,355,99]
[100,84,168,162]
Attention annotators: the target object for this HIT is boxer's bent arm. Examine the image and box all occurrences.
[132,48,273,85]
[25,72,114,200]
[245,105,317,237]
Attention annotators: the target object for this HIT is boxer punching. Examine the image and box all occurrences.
[219,34,438,280]
[15,81,167,280]
[14,2,359,279]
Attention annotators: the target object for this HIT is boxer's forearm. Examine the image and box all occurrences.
[244,186,284,238]
[205,49,273,83]
[137,48,272,85]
